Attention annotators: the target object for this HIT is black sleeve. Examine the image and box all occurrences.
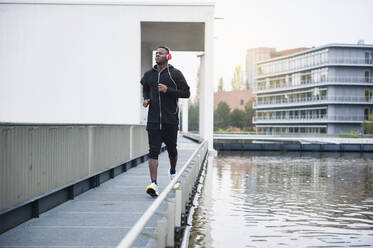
[140,75,150,100]
[166,70,190,98]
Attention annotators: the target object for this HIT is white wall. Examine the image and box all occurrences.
[0,2,213,125]
[0,4,141,124]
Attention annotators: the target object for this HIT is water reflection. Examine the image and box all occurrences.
[189,152,373,248]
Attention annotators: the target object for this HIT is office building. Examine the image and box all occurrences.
[253,43,373,135]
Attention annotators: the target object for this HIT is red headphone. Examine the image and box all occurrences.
[165,46,172,60]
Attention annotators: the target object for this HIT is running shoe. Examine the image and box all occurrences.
[146,182,159,197]
[168,168,176,181]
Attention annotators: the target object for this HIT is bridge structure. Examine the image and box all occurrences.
[0,134,208,247]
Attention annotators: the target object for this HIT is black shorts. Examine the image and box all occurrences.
[147,124,178,160]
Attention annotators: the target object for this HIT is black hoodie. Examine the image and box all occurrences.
[141,64,190,129]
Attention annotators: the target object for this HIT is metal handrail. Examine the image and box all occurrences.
[116,139,208,248]
[256,77,373,92]
[255,96,373,106]
[258,57,373,76]
[253,115,365,121]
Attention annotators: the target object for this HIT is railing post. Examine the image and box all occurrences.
[181,182,186,214]
[157,219,166,248]
[175,189,182,246]
[175,190,182,227]
[167,201,175,247]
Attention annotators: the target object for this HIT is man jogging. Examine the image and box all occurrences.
[141,46,190,197]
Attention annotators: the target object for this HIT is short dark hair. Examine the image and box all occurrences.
[157,46,169,54]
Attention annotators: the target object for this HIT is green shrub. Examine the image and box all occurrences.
[339,131,360,138]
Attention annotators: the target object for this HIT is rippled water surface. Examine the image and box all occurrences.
[189,152,373,248]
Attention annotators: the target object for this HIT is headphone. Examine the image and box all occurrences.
[159,46,172,60]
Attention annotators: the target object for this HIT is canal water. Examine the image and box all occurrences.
[189,152,373,248]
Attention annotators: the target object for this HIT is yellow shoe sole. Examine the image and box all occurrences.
[146,186,158,197]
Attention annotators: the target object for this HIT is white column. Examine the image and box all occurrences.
[200,19,214,151]
[199,54,205,138]
[181,99,189,132]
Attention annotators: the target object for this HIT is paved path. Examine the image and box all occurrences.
[0,136,199,248]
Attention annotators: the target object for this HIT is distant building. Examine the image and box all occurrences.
[214,90,256,111]
[246,47,309,90]
[253,43,373,135]
[276,47,310,57]
[246,47,276,90]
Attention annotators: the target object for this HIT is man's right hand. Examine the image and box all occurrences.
[143,99,150,107]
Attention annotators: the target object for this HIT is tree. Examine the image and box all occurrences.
[214,101,231,130]
[231,65,244,91]
[218,77,224,92]
[188,101,199,131]
[230,109,246,129]
[244,100,255,128]
[362,114,373,134]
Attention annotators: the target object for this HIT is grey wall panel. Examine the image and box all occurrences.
[132,125,149,158]
[90,126,131,175]
[0,125,147,212]
[1,127,31,212]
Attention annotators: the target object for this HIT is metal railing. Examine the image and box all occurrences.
[329,57,373,64]
[256,77,373,93]
[253,115,365,122]
[253,116,327,122]
[255,96,373,107]
[116,139,208,248]
[258,57,373,77]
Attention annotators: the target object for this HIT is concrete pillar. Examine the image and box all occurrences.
[199,54,205,138]
[200,19,214,151]
[181,99,189,132]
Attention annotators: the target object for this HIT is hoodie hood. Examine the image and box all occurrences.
[152,64,174,71]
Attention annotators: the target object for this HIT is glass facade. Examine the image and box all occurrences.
[257,68,329,91]
[256,88,328,106]
[257,49,328,76]
[255,109,327,121]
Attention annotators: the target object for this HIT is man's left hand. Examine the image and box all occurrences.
[158,83,167,93]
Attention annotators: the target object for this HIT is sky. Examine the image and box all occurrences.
[168,0,373,101]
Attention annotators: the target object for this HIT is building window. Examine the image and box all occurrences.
[365,89,373,102]
[364,108,373,120]
[258,66,263,75]
[365,52,373,64]
[321,68,328,82]
[365,71,370,83]
[365,71,373,83]
[240,99,244,105]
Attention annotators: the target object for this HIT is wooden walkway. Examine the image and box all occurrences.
[0,136,199,248]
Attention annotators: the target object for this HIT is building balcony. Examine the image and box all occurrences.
[256,77,373,94]
[254,96,373,109]
[329,57,373,65]
[253,115,365,124]
[257,58,373,78]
